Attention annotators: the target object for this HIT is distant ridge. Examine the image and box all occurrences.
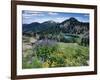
[23,17,89,35]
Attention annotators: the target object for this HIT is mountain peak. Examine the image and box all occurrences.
[61,17,79,24]
[43,20,56,24]
[68,17,78,22]
[31,22,40,24]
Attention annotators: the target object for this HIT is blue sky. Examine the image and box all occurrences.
[22,10,89,24]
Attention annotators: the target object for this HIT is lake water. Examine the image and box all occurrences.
[64,34,79,39]
[64,35,73,39]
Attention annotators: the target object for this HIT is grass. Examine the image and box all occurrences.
[58,43,89,66]
[22,42,89,69]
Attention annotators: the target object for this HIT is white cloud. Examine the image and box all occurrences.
[84,14,89,17]
[48,12,58,15]
[22,14,32,17]
[56,17,66,20]
[55,17,69,22]
[23,11,42,14]
[23,13,44,18]
[23,11,44,16]
[31,13,44,16]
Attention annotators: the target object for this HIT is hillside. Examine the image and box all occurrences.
[22,17,89,35]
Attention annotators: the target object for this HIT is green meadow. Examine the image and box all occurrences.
[22,41,89,68]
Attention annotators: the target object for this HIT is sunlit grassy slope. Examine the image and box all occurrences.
[22,42,89,69]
